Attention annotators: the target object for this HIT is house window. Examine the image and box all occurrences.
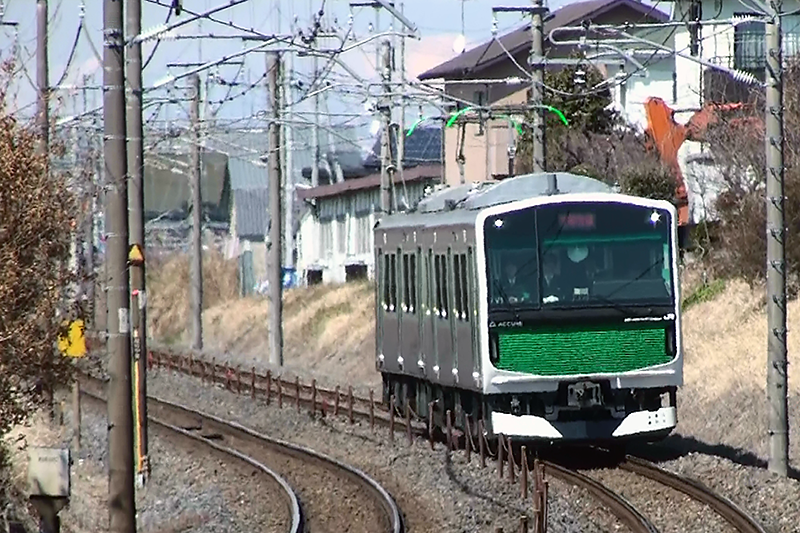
[336,216,347,254]
[355,215,371,255]
[319,220,333,258]
[734,15,766,71]
[732,13,800,71]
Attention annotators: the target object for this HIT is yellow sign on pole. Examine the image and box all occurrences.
[128,244,145,266]
[58,319,86,358]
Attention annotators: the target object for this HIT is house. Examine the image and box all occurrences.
[295,126,444,285]
[142,150,231,254]
[205,124,365,289]
[665,0,800,222]
[417,0,675,186]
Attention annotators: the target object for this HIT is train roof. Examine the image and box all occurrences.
[376,172,614,230]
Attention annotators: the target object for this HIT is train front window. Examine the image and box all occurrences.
[484,202,674,311]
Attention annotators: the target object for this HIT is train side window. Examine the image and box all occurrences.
[382,252,390,311]
[460,253,469,321]
[434,254,442,315]
[402,253,410,312]
[439,254,450,319]
[409,253,418,313]
[390,253,398,312]
[453,253,463,320]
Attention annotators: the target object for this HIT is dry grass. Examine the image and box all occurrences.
[147,250,239,344]
[200,280,377,385]
[682,278,800,399]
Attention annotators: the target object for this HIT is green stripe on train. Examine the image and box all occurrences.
[495,322,672,375]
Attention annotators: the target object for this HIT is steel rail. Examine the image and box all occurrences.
[543,461,660,533]
[146,396,404,533]
[620,456,767,533]
[79,372,404,533]
[80,388,303,533]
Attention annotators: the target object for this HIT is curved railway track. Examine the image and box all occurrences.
[80,388,302,533]
[79,374,404,533]
[141,352,768,533]
[619,454,767,533]
[542,460,659,533]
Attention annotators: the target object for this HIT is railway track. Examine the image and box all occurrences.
[79,388,302,533]
[140,351,768,533]
[618,454,767,533]
[79,374,404,533]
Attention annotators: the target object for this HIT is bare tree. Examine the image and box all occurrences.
[0,58,77,449]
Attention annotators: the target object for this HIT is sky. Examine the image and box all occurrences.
[0,0,666,147]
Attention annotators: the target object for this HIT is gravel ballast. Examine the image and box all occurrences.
[147,368,676,533]
[58,398,286,533]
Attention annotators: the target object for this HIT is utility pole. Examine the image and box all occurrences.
[311,53,320,188]
[378,39,393,215]
[36,0,48,157]
[492,2,547,174]
[530,0,546,173]
[283,51,295,273]
[102,0,136,530]
[764,0,788,477]
[267,52,284,367]
[397,1,406,186]
[82,77,96,328]
[126,0,149,485]
[189,73,204,351]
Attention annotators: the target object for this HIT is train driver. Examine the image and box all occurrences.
[541,252,566,303]
[501,261,532,304]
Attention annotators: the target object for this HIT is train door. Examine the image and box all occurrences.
[381,249,400,372]
[435,249,454,386]
[400,248,421,372]
[423,248,437,382]
[454,248,475,386]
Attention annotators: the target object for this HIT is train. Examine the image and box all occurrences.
[373,171,682,445]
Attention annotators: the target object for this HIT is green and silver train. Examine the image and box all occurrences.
[374,172,682,443]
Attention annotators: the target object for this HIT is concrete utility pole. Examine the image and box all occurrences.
[125,0,149,484]
[36,0,48,157]
[311,53,320,189]
[397,1,406,186]
[81,77,96,328]
[379,39,393,215]
[764,1,789,477]
[493,2,548,173]
[283,51,295,272]
[530,0,546,173]
[102,0,136,530]
[267,52,284,367]
[189,73,204,351]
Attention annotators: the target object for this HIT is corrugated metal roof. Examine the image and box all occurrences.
[228,157,268,191]
[233,189,269,239]
[417,0,669,80]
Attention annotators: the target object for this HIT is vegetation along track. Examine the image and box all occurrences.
[79,374,404,533]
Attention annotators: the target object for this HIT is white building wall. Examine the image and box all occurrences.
[296,205,377,285]
[670,0,800,223]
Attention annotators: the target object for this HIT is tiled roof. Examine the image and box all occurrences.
[417,0,669,80]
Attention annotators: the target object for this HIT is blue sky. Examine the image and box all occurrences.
[0,0,666,142]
